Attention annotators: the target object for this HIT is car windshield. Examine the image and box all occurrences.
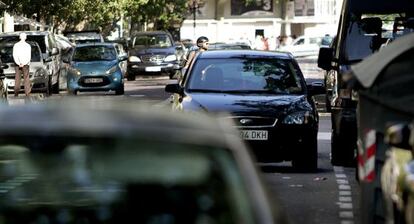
[343,14,413,62]
[188,58,304,94]
[0,43,42,63]
[73,45,117,61]
[0,137,254,224]
[0,35,47,53]
[133,35,172,48]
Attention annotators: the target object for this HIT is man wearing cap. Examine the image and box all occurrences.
[12,32,31,97]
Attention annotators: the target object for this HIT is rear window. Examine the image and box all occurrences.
[0,137,254,223]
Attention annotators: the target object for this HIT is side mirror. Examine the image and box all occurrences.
[307,81,326,96]
[165,84,183,94]
[51,47,59,56]
[44,57,53,63]
[317,47,333,70]
[384,123,413,150]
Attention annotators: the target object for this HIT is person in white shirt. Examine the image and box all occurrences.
[12,32,31,97]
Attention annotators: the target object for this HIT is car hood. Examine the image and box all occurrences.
[129,47,175,56]
[183,93,313,117]
[73,61,117,74]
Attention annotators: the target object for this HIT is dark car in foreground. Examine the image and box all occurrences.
[166,50,324,171]
[127,31,180,80]
[65,43,126,95]
[0,99,288,224]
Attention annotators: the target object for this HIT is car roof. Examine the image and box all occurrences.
[0,99,240,149]
[0,31,51,36]
[197,50,293,60]
[133,31,171,36]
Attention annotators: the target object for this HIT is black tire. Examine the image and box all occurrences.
[126,72,136,81]
[325,94,332,112]
[292,133,318,172]
[52,74,59,94]
[115,86,124,95]
[68,89,77,96]
[331,130,356,167]
[45,76,52,97]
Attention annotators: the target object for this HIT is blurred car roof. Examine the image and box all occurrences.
[0,98,289,224]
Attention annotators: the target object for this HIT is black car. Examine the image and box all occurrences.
[166,50,324,171]
[127,31,181,80]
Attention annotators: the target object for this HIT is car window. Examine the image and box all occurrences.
[133,34,172,48]
[73,45,117,61]
[0,138,255,224]
[293,38,304,45]
[0,35,47,54]
[188,58,304,94]
[0,43,42,63]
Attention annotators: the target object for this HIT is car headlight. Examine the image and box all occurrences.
[106,65,118,75]
[282,111,311,125]
[34,69,47,77]
[164,55,177,62]
[69,67,81,76]
[129,56,141,62]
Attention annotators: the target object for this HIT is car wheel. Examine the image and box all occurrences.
[68,89,77,96]
[292,133,318,172]
[115,86,124,95]
[44,76,52,97]
[331,131,355,166]
[126,72,136,81]
[52,74,60,94]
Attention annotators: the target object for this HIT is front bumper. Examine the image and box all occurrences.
[239,124,317,162]
[68,72,124,92]
[127,62,180,75]
[5,75,49,93]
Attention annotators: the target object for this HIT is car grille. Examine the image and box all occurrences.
[5,73,34,79]
[141,55,165,63]
[225,116,277,128]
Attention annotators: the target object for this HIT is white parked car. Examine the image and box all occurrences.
[278,35,325,58]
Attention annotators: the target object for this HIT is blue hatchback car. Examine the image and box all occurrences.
[66,43,126,95]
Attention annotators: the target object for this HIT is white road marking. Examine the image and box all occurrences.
[334,166,355,223]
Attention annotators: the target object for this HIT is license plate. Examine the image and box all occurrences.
[145,66,162,72]
[240,130,268,140]
[84,78,103,83]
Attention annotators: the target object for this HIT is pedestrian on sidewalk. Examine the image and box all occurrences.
[13,33,31,97]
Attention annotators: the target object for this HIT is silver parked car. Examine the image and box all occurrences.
[0,31,61,94]
[0,41,53,96]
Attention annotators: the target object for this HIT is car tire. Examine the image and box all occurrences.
[115,86,124,95]
[52,74,59,94]
[126,72,136,81]
[68,89,77,96]
[292,133,318,172]
[331,131,355,167]
[45,76,52,97]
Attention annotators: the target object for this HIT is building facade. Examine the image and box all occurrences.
[181,0,342,44]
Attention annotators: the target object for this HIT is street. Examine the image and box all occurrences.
[5,57,361,224]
